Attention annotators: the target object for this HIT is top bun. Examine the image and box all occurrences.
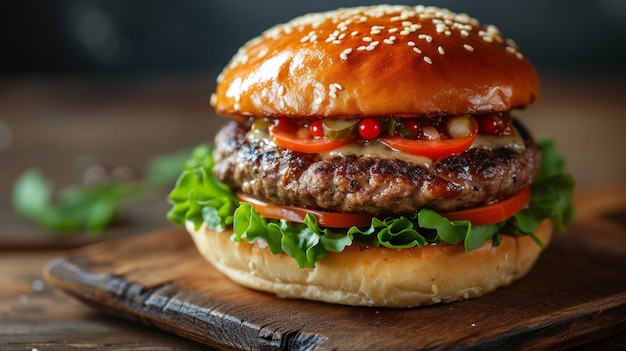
[212,5,539,119]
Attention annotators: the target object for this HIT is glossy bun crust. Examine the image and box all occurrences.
[212,5,539,119]
[187,220,552,308]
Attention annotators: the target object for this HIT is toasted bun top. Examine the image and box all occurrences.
[212,5,539,119]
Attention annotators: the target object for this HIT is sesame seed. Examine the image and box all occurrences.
[333,83,343,90]
[506,38,518,48]
[278,85,285,95]
[487,24,500,35]
[455,13,471,24]
[329,91,338,99]
[418,34,433,42]
[241,5,527,73]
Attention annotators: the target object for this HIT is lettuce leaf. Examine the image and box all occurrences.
[168,140,575,268]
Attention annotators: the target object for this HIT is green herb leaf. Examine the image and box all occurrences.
[418,208,467,244]
[12,168,54,223]
[13,146,193,235]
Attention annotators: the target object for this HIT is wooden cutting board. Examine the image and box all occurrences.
[44,184,626,350]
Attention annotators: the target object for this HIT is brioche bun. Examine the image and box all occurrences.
[185,5,552,308]
[187,219,552,307]
[212,5,539,119]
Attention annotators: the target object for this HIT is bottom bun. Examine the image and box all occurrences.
[187,219,553,308]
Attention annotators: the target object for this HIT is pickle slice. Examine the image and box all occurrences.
[322,118,358,140]
[252,117,270,132]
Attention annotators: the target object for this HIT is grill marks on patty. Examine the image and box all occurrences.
[212,120,541,215]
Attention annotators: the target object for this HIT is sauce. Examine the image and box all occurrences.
[329,141,433,167]
[245,124,525,167]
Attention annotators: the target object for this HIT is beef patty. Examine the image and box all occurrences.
[212,120,541,215]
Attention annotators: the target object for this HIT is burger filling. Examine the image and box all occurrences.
[212,115,537,216]
[168,114,574,268]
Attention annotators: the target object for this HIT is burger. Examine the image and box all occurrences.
[167,5,574,307]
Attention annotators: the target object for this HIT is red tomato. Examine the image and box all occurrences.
[269,119,352,153]
[236,193,375,228]
[441,187,531,225]
[380,116,478,159]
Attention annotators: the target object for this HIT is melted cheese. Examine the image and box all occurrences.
[245,125,525,167]
[329,141,433,168]
[472,129,526,152]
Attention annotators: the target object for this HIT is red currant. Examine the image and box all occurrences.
[309,119,324,138]
[477,114,512,135]
[404,119,421,137]
[477,115,499,134]
[358,118,381,140]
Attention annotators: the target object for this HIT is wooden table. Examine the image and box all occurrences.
[1,72,625,350]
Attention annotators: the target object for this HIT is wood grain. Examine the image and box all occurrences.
[0,251,209,350]
[43,184,626,350]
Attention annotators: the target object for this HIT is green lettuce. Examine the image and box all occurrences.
[167,140,574,268]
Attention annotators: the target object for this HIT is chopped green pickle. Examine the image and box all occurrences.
[446,115,473,137]
[322,118,359,140]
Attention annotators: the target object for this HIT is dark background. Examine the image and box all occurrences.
[2,0,626,77]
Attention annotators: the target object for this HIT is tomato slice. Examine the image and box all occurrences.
[441,187,531,225]
[380,117,478,159]
[236,193,375,228]
[269,119,352,153]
